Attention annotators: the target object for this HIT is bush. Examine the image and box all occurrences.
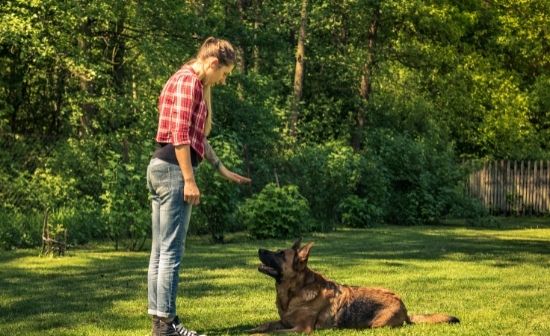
[0,166,86,249]
[101,149,150,251]
[0,208,41,250]
[239,183,311,239]
[448,188,491,224]
[354,154,390,224]
[337,195,383,228]
[367,129,469,225]
[48,198,104,245]
[283,141,362,231]
[192,134,246,243]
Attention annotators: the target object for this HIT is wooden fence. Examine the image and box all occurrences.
[467,160,550,215]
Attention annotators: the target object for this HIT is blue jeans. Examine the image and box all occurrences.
[146,158,193,318]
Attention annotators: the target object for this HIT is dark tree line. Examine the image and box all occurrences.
[1,0,548,248]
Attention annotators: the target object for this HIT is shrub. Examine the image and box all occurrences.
[101,150,149,251]
[0,166,86,249]
[29,167,80,211]
[448,187,491,225]
[239,183,311,239]
[367,129,468,225]
[0,208,41,250]
[193,134,246,243]
[354,154,390,224]
[48,198,104,245]
[337,195,383,228]
[283,141,362,231]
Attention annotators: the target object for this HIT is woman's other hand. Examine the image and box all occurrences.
[219,166,252,185]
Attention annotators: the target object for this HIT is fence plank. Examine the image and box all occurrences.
[489,162,496,213]
[508,160,512,214]
[523,160,528,214]
[534,161,542,213]
[467,160,550,215]
[547,160,550,212]
[514,160,519,215]
[499,160,507,214]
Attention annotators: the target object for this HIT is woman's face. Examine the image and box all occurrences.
[205,60,234,86]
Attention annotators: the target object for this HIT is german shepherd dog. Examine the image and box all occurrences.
[250,239,459,333]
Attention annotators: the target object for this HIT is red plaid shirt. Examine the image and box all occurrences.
[156,66,207,158]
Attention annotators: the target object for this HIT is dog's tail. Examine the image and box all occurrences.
[407,313,460,324]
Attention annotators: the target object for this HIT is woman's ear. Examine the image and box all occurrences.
[208,57,220,69]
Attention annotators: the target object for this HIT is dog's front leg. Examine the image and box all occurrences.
[272,325,313,334]
[247,320,286,333]
[275,327,313,334]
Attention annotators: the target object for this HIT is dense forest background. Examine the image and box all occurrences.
[1,0,548,249]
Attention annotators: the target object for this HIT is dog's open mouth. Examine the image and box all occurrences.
[258,263,279,277]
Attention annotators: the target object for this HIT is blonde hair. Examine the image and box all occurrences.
[190,37,236,136]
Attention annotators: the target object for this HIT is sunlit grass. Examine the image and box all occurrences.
[1,218,549,335]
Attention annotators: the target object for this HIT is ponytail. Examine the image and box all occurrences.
[190,37,235,136]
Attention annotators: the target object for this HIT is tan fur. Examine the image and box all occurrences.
[250,240,459,334]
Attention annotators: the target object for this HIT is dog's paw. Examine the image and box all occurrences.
[246,328,266,335]
[246,321,285,334]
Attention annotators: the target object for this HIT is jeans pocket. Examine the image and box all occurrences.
[148,165,169,194]
[148,161,185,196]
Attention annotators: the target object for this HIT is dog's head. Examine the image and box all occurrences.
[258,238,314,282]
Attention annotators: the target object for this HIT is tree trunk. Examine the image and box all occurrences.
[52,66,67,134]
[353,7,380,151]
[112,17,126,94]
[236,0,250,74]
[77,18,94,137]
[252,0,262,72]
[290,0,308,138]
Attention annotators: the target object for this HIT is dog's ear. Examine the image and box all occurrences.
[297,242,314,262]
[291,238,302,250]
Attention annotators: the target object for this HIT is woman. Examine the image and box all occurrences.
[147,37,251,336]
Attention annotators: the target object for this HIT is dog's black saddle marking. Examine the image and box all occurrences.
[335,298,382,328]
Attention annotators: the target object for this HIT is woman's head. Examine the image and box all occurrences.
[196,37,236,67]
[193,37,235,86]
[190,37,236,135]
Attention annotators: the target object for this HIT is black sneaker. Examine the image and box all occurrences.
[152,315,161,336]
[159,316,205,336]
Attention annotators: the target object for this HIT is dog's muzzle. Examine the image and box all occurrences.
[258,249,280,277]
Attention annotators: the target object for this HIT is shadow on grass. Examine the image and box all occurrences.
[206,324,258,336]
[0,224,548,334]
[0,246,267,334]
[0,253,149,333]
[186,226,549,270]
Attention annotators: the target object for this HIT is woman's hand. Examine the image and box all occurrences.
[184,179,201,205]
[219,165,252,185]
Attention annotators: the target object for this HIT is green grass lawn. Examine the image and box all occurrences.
[1,218,549,336]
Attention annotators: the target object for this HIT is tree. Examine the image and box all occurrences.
[290,0,309,138]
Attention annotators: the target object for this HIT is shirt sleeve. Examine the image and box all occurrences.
[171,74,199,146]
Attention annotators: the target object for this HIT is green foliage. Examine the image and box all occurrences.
[100,148,149,251]
[354,153,391,222]
[239,183,311,239]
[48,198,104,245]
[1,0,549,248]
[211,72,283,190]
[0,209,41,250]
[283,141,362,230]
[193,134,246,243]
[337,195,382,228]
[367,130,466,225]
[44,137,109,198]
[0,162,86,249]
[29,168,80,211]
